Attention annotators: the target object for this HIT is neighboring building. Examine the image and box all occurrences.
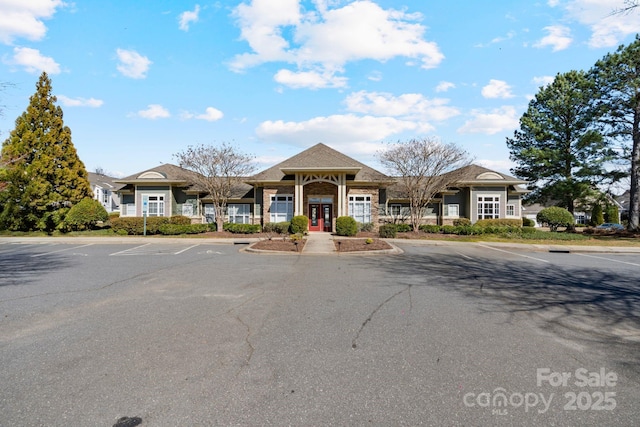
[115,143,528,231]
[88,172,121,213]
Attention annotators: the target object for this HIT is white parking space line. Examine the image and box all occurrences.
[477,244,550,263]
[455,251,474,260]
[576,253,640,267]
[109,243,151,256]
[30,243,94,258]
[174,244,199,255]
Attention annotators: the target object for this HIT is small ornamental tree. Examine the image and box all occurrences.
[536,207,575,231]
[174,143,255,233]
[63,198,109,231]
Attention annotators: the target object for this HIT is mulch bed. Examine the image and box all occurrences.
[251,238,305,252]
[333,238,393,252]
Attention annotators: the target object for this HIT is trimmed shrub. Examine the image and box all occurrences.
[453,218,471,226]
[109,211,120,220]
[475,218,523,227]
[522,217,535,227]
[290,215,308,234]
[393,223,412,233]
[223,223,261,234]
[110,216,171,235]
[263,222,290,234]
[358,222,375,232]
[537,207,574,231]
[378,224,397,238]
[169,215,191,225]
[591,204,604,226]
[441,225,457,234]
[419,224,441,233]
[336,216,358,236]
[158,224,208,235]
[63,198,109,231]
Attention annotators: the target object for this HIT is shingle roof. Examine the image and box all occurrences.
[88,172,124,191]
[115,163,200,185]
[248,143,393,183]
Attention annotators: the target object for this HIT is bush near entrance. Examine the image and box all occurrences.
[336,216,358,236]
[290,215,308,234]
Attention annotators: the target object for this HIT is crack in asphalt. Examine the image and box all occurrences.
[352,285,411,349]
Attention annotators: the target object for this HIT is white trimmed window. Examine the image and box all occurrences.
[506,204,515,217]
[477,196,500,219]
[102,189,109,205]
[349,195,371,223]
[447,204,459,217]
[228,204,250,224]
[204,204,215,223]
[390,204,402,216]
[147,195,165,217]
[270,194,293,222]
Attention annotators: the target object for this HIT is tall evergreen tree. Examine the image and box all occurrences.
[591,35,640,230]
[0,72,91,231]
[506,70,623,214]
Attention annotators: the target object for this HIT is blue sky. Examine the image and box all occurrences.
[1,1,639,178]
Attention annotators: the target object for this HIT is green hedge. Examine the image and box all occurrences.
[111,216,171,235]
[474,218,523,227]
[336,216,358,236]
[223,223,261,234]
[169,215,192,225]
[522,217,535,227]
[452,218,471,226]
[358,222,375,232]
[263,222,290,234]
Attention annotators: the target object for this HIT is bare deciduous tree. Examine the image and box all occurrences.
[611,0,638,15]
[174,142,255,232]
[378,138,472,232]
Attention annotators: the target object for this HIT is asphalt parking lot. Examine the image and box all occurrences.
[1,239,639,426]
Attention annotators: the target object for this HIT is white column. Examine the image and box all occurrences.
[295,174,303,215]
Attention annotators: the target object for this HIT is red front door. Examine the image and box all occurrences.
[309,204,332,232]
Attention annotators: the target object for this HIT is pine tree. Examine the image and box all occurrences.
[0,72,91,231]
[591,35,640,230]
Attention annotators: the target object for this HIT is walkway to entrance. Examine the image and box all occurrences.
[301,232,336,254]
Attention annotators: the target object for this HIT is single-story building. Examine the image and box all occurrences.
[115,143,528,231]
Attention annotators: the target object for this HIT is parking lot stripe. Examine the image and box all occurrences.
[109,243,151,256]
[576,253,640,267]
[174,244,199,255]
[30,243,94,257]
[477,244,550,263]
[455,251,474,260]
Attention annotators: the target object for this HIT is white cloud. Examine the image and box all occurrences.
[563,0,640,48]
[458,106,520,135]
[116,48,152,79]
[256,114,432,150]
[481,79,515,99]
[532,75,555,87]
[231,0,443,87]
[274,68,348,89]
[435,81,455,92]
[58,95,104,107]
[178,4,200,31]
[344,90,460,121]
[181,106,224,122]
[533,25,572,51]
[135,104,170,120]
[476,159,516,174]
[0,0,64,44]
[5,47,60,74]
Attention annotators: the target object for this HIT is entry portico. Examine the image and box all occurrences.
[247,143,394,232]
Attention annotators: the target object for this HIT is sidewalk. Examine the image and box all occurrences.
[301,232,336,254]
